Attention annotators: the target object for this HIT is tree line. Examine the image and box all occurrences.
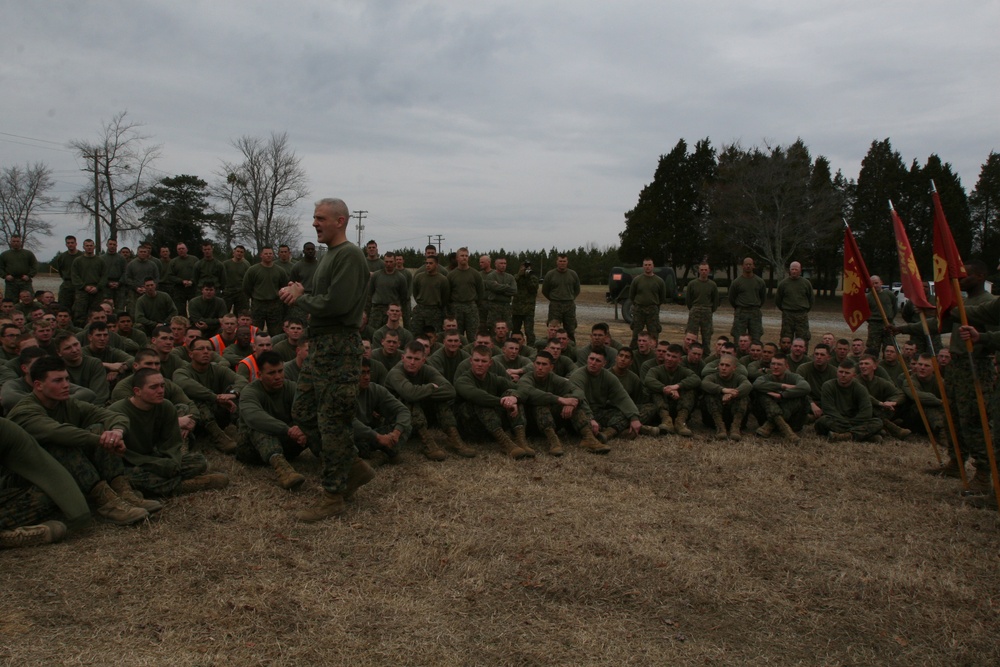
[619,137,1000,293]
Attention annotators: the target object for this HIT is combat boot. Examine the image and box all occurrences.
[0,521,67,549]
[179,473,230,494]
[207,422,237,454]
[269,454,305,490]
[966,468,993,495]
[579,428,612,454]
[755,421,774,438]
[657,410,675,434]
[774,416,800,443]
[88,481,148,525]
[674,410,693,437]
[110,476,163,513]
[445,427,477,458]
[924,457,963,478]
[884,420,911,440]
[543,428,565,456]
[710,412,728,440]
[639,425,660,437]
[827,432,853,442]
[296,491,347,522]
[513,426,536,458]
[417,428,447,461]
[598,427,618,443]
[493,428,528,459]
[344,457,375,500]
[729,412,745,441]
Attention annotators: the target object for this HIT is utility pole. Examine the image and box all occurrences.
[353,210,368,246]
[428,234,444,253]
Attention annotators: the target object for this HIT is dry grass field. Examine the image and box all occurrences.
[3,285,999,665]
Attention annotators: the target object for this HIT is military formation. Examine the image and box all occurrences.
[2,221,999,550]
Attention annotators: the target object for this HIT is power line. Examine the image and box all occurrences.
[0,131,70,147]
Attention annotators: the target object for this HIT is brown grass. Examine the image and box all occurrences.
[3,285,999,666]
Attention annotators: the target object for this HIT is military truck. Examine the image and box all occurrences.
[606,265,678,323]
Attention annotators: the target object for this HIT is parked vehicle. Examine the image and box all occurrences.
[605,265,678,324]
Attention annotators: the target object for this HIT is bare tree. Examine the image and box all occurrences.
[0,162,56,247]
[68,111,161,245]
[216,132,309,254]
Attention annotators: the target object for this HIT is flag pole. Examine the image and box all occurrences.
[930,180,1000,505]
[843,218,943,465]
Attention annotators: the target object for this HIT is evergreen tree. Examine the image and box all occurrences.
[137,175,214,252]
[851,139,910,280]
[970,151,1000,261]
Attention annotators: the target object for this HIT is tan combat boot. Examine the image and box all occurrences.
[269,455,305,490]
[513,426,536,458]
[924,457,962,478]
[88,481,148,525]
[179,473,230,494]
[827,432,853,442]
[710,411,728,440]
[110,476,163,513]
[579,428,612,454]
[674,410,693,437]
[207,422,237,454]
[296,491,347,522]
[755,421,774,437]
[543,428,565,456]
[657,410,675,434]
[966,468,993,495]
[418,428,447,461]
[774,416,800,443]
[639,425,660,437]
[0,521,67,549]
[729,411,745,440]
[884,421,912,440]
[445,427,477,458]
[598,427,618,444]
[493,428,528,459]
[344,458,376,500]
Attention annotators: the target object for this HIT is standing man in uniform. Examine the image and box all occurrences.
[542,254,581,341]
[50,236,80,314]
[279,198,373,522]
[729,257,767,343]
[243,247,288,335]
[411,255,450,336]
[775,261,814,344]
[684,261,719,345]
[168,243,199,316]
[222,246,251,316]
[123,243,159,316]
[69,239,106,326]
[448,247,485,343]
[367,251,409,332]
[0,235,37,302]
[485,256,517,333]
[628,258,668,348]
[102,238,127,311]
[865,275,897,354]
[513,259,540,345]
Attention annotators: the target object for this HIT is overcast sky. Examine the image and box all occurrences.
[2,1,997,261]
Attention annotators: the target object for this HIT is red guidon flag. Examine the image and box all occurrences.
[890,207,933,309]
[931,188,967,321]
[843,225,873,331]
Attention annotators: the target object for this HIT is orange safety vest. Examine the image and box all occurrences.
[238,355,260,382]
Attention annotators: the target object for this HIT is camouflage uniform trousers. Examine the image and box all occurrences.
[408,400,458,431]
[3,279,32,302]
[368,304,390,332]
[172,286,197,317]
[752,394,808,431]
[630,304,662,347]
[251,299,285,336]
[527,403,591,436]
[814,414,883,440]
[592,406,631,433]
[685,306,714,345]
[452,302,480,342]
[125,453,209,497]
[865,322,893,356]
[454,401,526,441]
[354,417,412,458]
[511,302,537,344]
[42,443,126,496]
[945,355,998,469]
[898,402,948,444]
[58,281,75,313]
[487,303,513,333]
[547,300,578,340]
[779,311,811,343]
[73,289,103,326]
[410,305,444,337]
[191,400,237,433]
[236,429,310,466]
[731,307,763,342]
[652,391,696,419]
[700,394,750,428]
[223,289,249,317]
[0,486,57,531]
[291,332,362,495]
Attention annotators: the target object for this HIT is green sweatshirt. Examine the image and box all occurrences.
[774,276,814,313]
[685,278,720,310]
[8,394,129,449]
[70,254,107,291]
[238,379,296,436]
[728,274,766,308]
[108,398,184,478]
[542,268,581,302]
[628,274,668,307]
[568,366,638,420]
[447,267,485,304]
[242,264,288,301]
[296,241,368,334]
